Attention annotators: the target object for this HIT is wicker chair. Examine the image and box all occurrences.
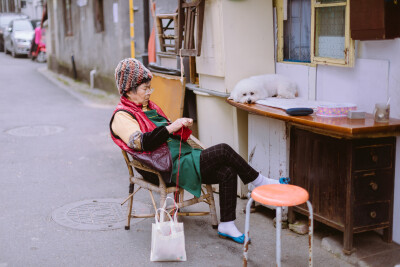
[121,135,218,230]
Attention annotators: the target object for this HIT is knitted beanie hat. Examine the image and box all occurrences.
[115,58,153,95]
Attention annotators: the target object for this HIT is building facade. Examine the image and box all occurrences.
[0,0,43,19]
[46,0,150,93]
[20,0,44,19]
[45,0,400,246]
[155,0,400,245]
[0,0,19,12]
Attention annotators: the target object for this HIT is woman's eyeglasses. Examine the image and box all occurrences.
[143,88,154,94]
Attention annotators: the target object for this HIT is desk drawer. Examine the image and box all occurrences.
[354,144,393,170]
[354,202,389,227]
[354,170,392,204]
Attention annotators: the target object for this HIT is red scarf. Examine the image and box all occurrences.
[118,96,168,133]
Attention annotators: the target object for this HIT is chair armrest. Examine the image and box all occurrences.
[130,159,167,188]
[122,150,167,188]
[130,159,159,175]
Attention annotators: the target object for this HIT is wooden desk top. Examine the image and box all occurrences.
[227,99,400,138]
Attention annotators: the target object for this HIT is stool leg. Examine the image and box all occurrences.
[243,198,253,267]
[276,206,282,267]
[306,201,313,267]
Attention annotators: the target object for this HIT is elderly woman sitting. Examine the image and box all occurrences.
[110,58,287,244]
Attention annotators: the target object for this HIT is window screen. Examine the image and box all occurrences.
[315,6,346,59]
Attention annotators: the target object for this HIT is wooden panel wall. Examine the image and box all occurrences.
[248,114,289,180]
[351,0,400,40]
[149,72,185,122]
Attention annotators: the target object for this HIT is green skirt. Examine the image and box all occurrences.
[145,109,202,197]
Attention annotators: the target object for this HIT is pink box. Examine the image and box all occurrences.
[316,104,357,117]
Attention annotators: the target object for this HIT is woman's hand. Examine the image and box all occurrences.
[166,118,193,133]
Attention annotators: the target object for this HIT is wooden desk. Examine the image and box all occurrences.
[227,99,400,254]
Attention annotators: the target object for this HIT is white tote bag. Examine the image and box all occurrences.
[150,197,186,262]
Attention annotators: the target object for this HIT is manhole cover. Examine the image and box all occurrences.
[52,199,151,231]
[6,125,64,136]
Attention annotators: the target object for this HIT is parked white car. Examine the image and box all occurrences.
[4,18,34,57]
[0,13,28,52]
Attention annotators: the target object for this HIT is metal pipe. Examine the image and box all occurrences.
[71,55,77,80]
[243,198,254,267]
[276,206,282,267]
[307,200,314,267]
[90,69,96,89]
[187,83,230,98]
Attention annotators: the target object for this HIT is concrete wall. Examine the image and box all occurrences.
[275,38,400,244]
[46,0,148,93]
[20,0,43,20]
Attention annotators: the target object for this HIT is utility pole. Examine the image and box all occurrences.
[142,0,150,66]
[129,0,135,58]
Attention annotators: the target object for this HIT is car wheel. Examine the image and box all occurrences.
[11,44,17,58]
[36,51,46,63]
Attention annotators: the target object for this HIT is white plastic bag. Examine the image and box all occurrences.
[150,197,186,262]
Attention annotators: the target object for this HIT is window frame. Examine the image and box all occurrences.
[94,0,105,33]
[63,0,73,36]
[311,0,354,67]
[275,0,354,67]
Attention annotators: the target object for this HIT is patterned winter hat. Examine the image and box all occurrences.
[115,58,153,95]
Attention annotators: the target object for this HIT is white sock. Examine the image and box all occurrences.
[251,173,279,188]
[218,221,243,237]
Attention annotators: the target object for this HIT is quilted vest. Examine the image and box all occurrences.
[109,97,173,183]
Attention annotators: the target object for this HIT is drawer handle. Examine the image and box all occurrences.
[370,182,378,191]
[363,172,376,177]
[370,211,377,219]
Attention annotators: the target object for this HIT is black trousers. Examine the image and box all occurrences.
[200,143,258,222]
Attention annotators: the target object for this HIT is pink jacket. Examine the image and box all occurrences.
[34,27,42,45]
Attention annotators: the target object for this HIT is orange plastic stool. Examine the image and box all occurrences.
[243,184,313,267]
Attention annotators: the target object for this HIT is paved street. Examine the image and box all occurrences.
[0,53,358,267]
